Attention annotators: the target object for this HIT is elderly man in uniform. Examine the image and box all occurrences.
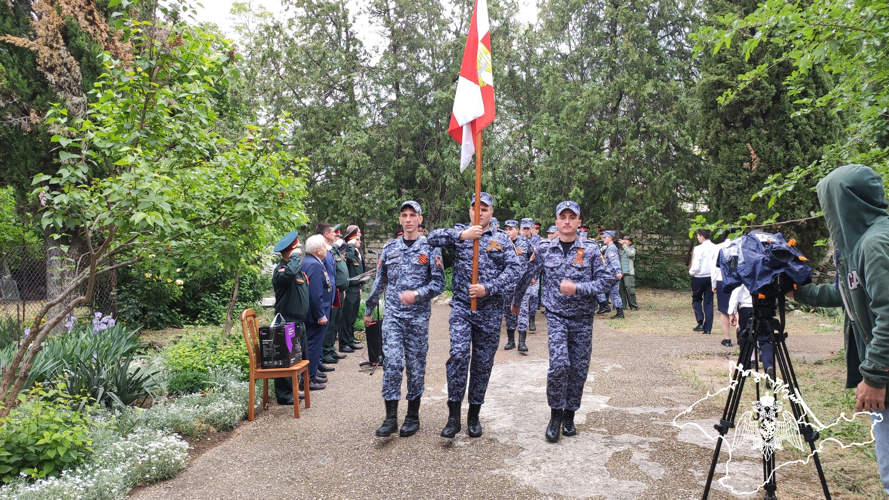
[501,220,531,350]
[428,192,522,438]
[271,231,310,405]
[512,201,615,442]
[365,201,445,438]
[318,224,348,375]
[301,234,333,390]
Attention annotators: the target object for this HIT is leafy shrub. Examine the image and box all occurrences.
[166,368,210,396]
[0,319,152,408]
[177,267,269,326]
[0,428,189,499]
[0,385,99,483]
[635,253,689,290]
[116,266,184,330]
[444,266,453,292]
[0,317,25,350]
[161,329,249,387]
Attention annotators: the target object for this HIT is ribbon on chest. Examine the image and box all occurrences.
[573,247,585,266]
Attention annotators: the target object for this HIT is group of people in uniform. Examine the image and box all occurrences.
[361,193,628,442]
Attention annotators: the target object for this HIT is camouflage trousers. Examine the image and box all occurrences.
[447,305,502,405]
[502,298,518,330]
[596,281,623,309]
[529,283,540,316]
[381,313,431,401]
[517,281,539,331]
[545,312,594,411]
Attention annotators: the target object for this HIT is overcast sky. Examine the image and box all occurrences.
[194,0,539,45]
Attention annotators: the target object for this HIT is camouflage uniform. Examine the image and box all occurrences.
[365,236,445,401]
[527,232,543,319]
[512,209,615,411]
[596,240,623,309]
[428,218,522,404]
[502,226,531,331]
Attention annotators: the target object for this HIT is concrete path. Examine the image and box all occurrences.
[131,304,850,499]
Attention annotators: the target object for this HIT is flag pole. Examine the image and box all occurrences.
[471,130,482,311]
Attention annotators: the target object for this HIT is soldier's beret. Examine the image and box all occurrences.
[556,200,581,216]
[471,192,495,207]
[399,200,422,215]
[274,231,299,252]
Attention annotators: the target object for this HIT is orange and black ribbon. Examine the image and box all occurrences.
[418,254,429,265]
[573,248,585,265]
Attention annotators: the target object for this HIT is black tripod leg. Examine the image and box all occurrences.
[703,335,759,499]
[770,338,832,499]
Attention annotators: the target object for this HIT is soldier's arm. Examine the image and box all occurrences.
[273,257,302,285]
[793,283,843,308]
[512,252,544,308]
[417,247,446,299]
[364,247,389,316]
[485,235,523,298]
[426,226,464,249]
[574,247,614,297]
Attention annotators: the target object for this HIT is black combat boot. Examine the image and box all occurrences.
[562,410,577,436]
[400,398,421,437]
[611,308,624,319]
[467,403,483,437]
[546,408,564,443]
[595,302,611,314]
[440,400,461,438]
[529,314,537,332]
[517,331,528,352]
[504,329,516,350]
[376,400,399,438]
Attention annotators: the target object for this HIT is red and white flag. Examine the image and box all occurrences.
[449,0,495,172]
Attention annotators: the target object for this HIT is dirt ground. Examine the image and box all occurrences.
[130,288,885,500]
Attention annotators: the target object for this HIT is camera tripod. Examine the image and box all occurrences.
[702,295,831,500]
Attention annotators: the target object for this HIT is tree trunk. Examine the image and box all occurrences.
[223,267,240,335]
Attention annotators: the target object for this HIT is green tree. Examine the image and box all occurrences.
[694,0,843,253]
[0,4,308,416]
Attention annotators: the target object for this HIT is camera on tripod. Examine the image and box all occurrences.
[719,231,812,303]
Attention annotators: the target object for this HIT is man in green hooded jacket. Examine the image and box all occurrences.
[792,164,889,493]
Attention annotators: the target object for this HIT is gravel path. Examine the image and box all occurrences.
[131,302,854,500]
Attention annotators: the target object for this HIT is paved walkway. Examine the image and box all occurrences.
[132,304,851,499]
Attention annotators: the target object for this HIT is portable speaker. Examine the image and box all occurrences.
[365,319,383,364]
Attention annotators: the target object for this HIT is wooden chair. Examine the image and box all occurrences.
[241,308,310,420]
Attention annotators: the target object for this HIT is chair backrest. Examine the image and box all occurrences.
[240,308,260,371]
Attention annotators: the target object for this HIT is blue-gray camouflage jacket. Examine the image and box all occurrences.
[512,238,616,319]
[428,224,522,311]
[364,236,446,320]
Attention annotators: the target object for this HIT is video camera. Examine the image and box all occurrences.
[719,231,812,300]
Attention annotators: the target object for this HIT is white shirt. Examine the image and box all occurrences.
[689,239,716,278]
[710,239,733,289]
[728,285,752,315]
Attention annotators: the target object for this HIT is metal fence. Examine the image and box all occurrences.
[1,235,117,337]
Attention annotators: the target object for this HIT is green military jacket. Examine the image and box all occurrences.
[795,165,889,400]
[272,254,309,322]
[330,244,350,291]
[344,243,364,288]
[619,243,636,275]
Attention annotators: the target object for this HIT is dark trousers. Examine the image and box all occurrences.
[340,288,361,345]
[322,291,344,361]
[274,321,305,401]
[306,321,327,379]
[691,276,714,333]
[737,307,774,372]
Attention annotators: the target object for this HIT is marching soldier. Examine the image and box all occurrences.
[600,231,625,319]
[501,220,531,350]
[512,201,615,443]
[516,218,538,349]
[428,192,522,438]
[365,201,446,438]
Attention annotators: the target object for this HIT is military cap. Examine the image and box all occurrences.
[556,200,581,216]
[520,218,534,229]
[490,217,499,228]
[333,224,341,235]
[504,220,519,228]
[273,231,299,252]
[471,192,495,207]
[418,223,426,229]
[399,200,422,215]
[580,224,590,231]
[395,229,404,237]
[547,225,557,234]
[344,225,360,241]
[534,222,541,228]
[603,230,616,238]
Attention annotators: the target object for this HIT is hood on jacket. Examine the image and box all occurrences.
[817,164,889,257]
